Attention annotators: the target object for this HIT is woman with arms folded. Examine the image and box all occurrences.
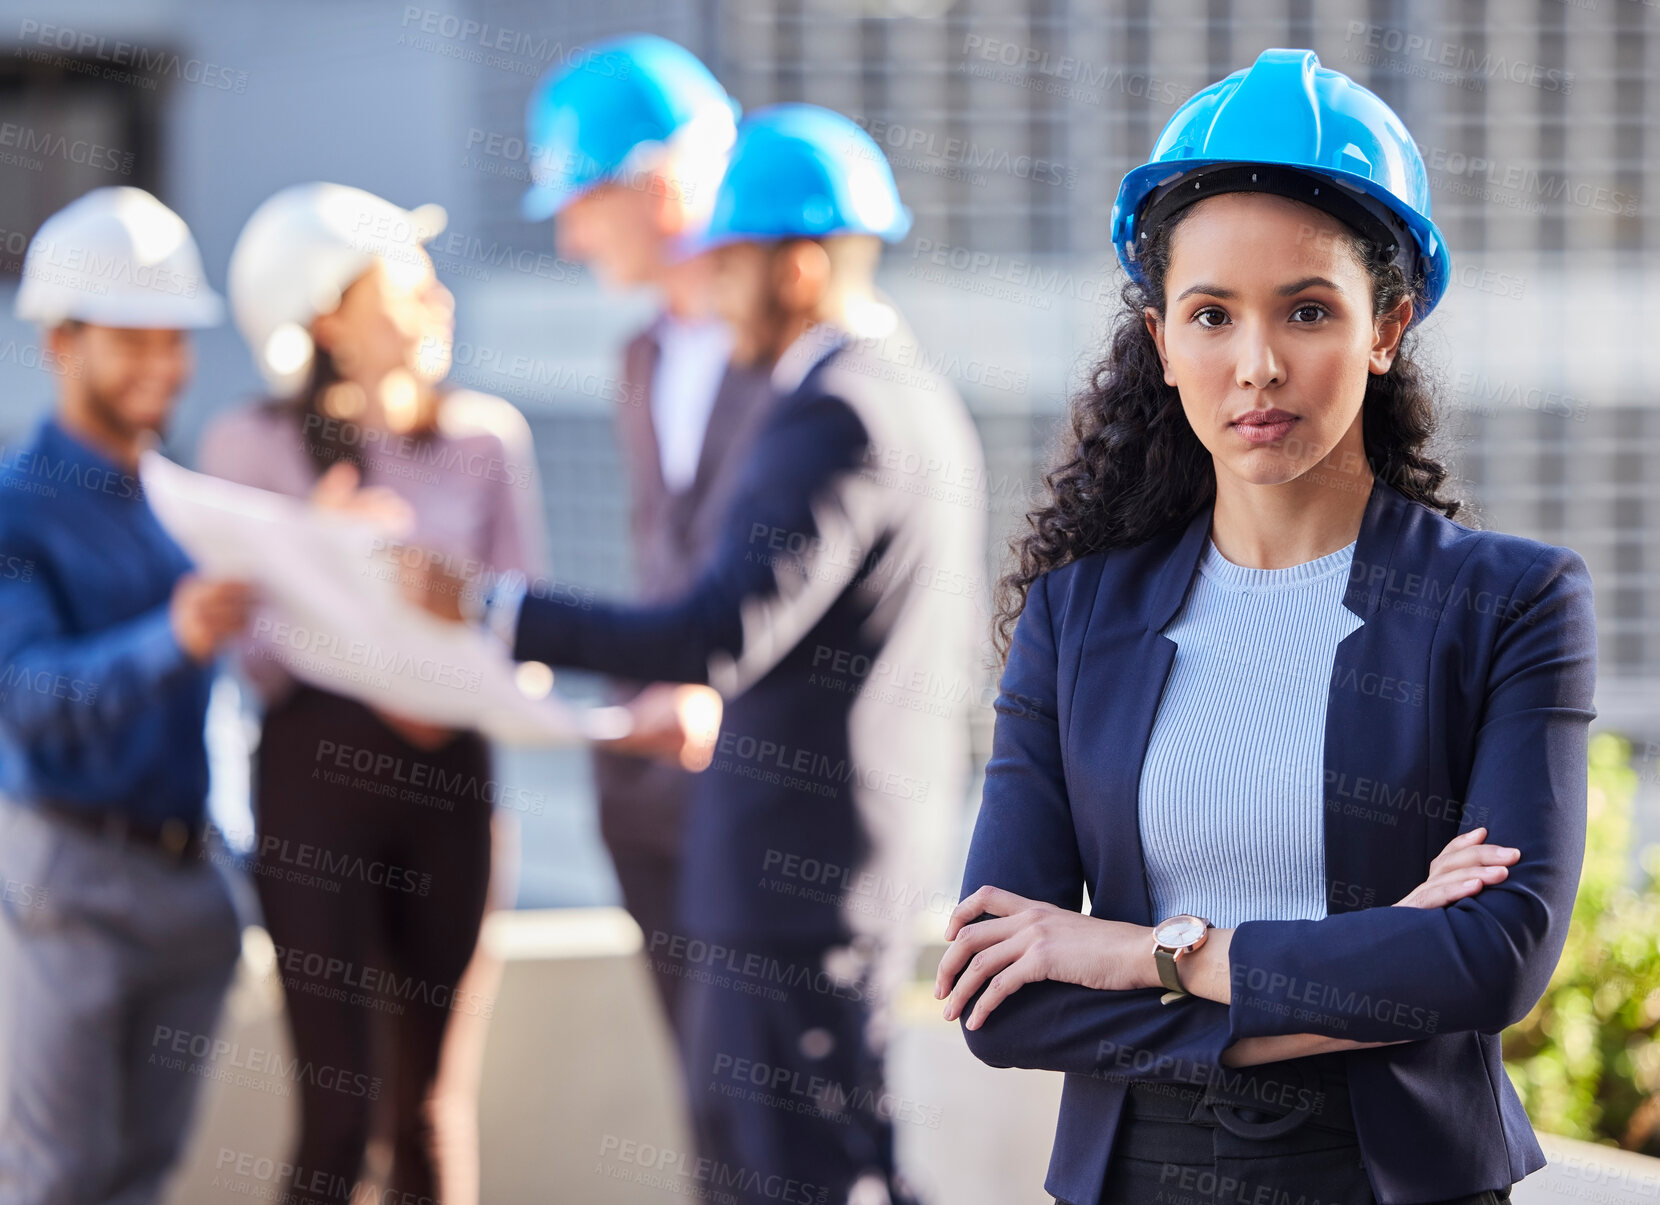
[936,49,1596,1205]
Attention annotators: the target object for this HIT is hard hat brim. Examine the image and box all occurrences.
[17,288,225,331]
[521,181,573,223]
[678,204,915,257]
[1111,157,1450,325]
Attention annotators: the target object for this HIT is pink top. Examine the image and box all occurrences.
[195,389,550,708]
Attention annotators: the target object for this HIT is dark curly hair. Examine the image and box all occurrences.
[992,200,1467,661]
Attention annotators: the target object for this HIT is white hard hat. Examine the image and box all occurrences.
[14,186,223,329]
[227,182,447,398]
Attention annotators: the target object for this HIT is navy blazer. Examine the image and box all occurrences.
[514,322,986,943]
[958,474,1598,1205]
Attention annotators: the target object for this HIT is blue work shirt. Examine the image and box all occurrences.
[0,415,211,824]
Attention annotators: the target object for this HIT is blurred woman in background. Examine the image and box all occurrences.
[198,183,548,1205]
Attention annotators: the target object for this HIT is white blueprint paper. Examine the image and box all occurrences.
[139,450,617,746]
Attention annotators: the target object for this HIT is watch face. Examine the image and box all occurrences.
[1155,915,1208,948]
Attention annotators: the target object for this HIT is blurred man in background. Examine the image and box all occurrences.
[488,103,988,1205]
[520,34,773,1033]
[0,187,249,1204]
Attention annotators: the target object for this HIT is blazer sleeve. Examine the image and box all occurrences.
[1227,545,1597,1042]
[956,568,1242,1083]
[511,391,878,694]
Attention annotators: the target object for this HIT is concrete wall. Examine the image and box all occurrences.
[162,908,1660,1205]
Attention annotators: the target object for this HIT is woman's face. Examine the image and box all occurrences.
[313,252,455,391]
[1145,191,1410,490]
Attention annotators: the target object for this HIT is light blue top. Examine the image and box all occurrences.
[1139,535,1364,930]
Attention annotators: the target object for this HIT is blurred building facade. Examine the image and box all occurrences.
[466,0,1660,735]
[1,0,1657,900]
[482,0,1660,733]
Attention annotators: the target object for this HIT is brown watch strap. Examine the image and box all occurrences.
[1155,945,1187,995]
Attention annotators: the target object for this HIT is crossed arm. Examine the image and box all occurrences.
[938,548,1596,1076]
[936,824,1517,1067]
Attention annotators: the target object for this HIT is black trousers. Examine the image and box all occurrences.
[254,685,494,1205]
[1086,1055,1514,1205]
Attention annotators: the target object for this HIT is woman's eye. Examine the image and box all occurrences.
[1194,307,1227,328]
[1291,303,1328,323]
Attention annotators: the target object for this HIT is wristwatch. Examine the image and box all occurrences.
[1152,913,1213,999]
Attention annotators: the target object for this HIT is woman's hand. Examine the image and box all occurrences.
[1394,826,1518,909]
[934,886,1156,1031]
[370,534,468,749]
[371,708,458,751]
[309,460,416,536]
[390,546,468,623]
[595,683,723,772]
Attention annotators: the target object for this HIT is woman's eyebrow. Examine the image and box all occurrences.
[1277,275,1344,296]
[1174,275,1344,303]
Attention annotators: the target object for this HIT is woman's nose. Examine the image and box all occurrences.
[1234,319,1285,390]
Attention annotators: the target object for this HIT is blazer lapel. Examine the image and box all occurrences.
[1320,476,1427,913]
[620,328,669,502]
[685,361,761,510]
[1075,503,1212,925]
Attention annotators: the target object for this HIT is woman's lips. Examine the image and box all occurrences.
[1232,414,1298,445]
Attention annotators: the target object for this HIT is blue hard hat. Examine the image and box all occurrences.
[521,34,738,222]
[695,103,913,248]
[1111,48,1451,325]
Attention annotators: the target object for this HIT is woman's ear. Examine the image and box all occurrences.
[310,308,356,379]
[1369,295,1414,375]
[309,310,336,357]
[1144,306,1175,387]
[648,171,683,237]
[775,239,832,314]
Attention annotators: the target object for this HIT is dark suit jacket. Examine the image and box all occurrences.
[517,322,987,941]
[957,474,1598,1205]
[590,322,774,861]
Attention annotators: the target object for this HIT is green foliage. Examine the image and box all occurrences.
[1503,732,1660,1151]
